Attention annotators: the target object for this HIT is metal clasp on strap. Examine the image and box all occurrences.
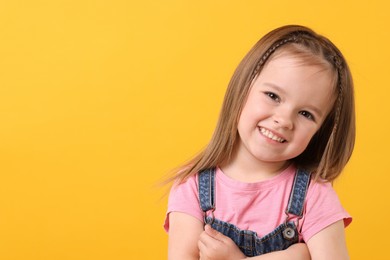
[204,208,215,225]
[283,210,302,240]
[282,169,310,240]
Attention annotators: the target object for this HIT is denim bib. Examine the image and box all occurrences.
[198,168,311,257]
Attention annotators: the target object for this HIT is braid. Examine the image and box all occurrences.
[317,55,345,179]
[332,57,344,132]
[251,36,299,79]
[251,31,315,80]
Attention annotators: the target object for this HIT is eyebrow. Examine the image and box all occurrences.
[263,82,325,118]
[263,83,287,95]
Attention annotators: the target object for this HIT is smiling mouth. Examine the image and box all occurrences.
[259,127,286,143]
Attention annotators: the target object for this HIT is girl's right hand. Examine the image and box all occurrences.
[198,225,246,260]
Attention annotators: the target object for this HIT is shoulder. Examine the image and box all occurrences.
[164,173,203,232]
[168,173,200,209]
[171,173,199,193]
[301,178,352,242]
[306,180,346,212]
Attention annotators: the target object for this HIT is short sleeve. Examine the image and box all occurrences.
[301,180,352,242]
[163,175,204,232]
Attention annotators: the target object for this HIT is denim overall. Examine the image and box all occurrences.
[198,168,311,257]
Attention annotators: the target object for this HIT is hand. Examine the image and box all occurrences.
[198,224,246,260]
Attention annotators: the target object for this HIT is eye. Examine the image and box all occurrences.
[299,111,315,121]
[264,92,280,102]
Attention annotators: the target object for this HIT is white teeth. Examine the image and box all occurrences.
[259,127,285,143]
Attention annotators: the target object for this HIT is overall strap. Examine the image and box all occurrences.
[286,169,311,217]
[198,168,216,212]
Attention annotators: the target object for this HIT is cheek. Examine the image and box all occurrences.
[241,98,267,121]
[297,125,319,144]
[237,103,255,126]
[237,113,249,134]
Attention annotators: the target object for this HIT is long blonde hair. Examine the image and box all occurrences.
[168,25,355,184]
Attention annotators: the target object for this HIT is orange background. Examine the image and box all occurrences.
[0,0,389,259]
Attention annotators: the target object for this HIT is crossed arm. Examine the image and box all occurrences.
[168,212,349,260]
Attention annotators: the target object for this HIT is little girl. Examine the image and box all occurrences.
[164,25,355,259]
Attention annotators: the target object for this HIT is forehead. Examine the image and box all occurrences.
[271,45,332,67]
[262,47,337,90]
[253,51,337,117]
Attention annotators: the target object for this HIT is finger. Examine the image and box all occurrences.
[204,224,225,242]
[198,230,214,246]
[198,236,206,251]
[198,234,214,259]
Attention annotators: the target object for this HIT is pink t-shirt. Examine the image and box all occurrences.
[164,165,351,242]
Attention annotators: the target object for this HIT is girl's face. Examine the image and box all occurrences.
[236,52,335,166]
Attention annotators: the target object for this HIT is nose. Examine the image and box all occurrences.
[273,110,293,130]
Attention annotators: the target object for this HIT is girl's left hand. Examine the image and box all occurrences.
[198,225,246,260]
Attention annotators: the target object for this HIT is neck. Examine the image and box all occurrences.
[220,145,291,183]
